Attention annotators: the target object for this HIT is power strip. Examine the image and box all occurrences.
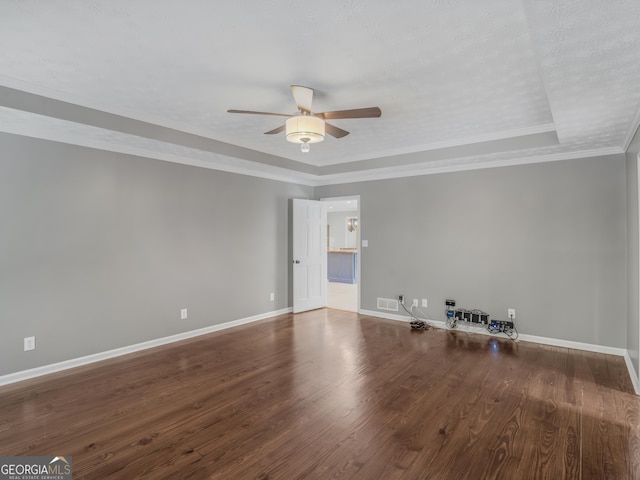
[488,320,514,334]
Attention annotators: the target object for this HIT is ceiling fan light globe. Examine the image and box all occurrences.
[286,115,325,144]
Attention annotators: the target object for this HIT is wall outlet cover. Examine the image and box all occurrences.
[181,308,188,320]
[422,299,428,308]
[24,336,36,351]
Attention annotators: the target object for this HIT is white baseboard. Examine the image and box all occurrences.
[624,351,640,395]
[5,307,638,396]
[516,332,627,356]
[358,309,412,323]
[359,309,629,356]
[362,307,639,395]
[0,308,292,387]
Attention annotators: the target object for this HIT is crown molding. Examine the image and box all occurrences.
[0,77,628,187]
[623,102,640,153]
[321,123,558,166]
[313,147,624,186]
[0,121,624,188]
[0,74,234,145]
[0,126,319,187]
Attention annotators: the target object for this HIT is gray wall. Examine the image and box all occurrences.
[0,133,312,376]
[1,130,633,378]
[627,129,640,376]
[318,155,628,348]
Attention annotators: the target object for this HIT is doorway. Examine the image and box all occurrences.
[322,196,360,312]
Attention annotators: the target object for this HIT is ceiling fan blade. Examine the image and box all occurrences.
[264,125,286,135]
[316,107,382,120]
[227,109,291,117]
[291,85,314,113]
[325,122,350,139]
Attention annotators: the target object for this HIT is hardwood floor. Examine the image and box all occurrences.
[1,309,639,479]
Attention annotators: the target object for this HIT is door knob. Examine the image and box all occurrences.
[293,260,300,264]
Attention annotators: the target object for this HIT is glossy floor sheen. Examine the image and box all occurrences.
[1,310,640,479]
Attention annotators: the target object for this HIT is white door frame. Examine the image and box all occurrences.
[637,152,640,388]
[321,195,361,313]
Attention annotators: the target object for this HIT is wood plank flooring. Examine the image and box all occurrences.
[1,309,640,479]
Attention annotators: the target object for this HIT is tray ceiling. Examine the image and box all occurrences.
[0,1,639,185]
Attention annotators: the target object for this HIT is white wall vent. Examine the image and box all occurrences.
[377,297,399,312]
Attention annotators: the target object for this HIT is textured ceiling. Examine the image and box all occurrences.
[0,0,639,185]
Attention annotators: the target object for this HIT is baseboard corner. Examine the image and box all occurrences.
[623,350,640,395]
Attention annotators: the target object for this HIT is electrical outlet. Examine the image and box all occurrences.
[398,295,404,304]
[24,336,36,352]
[270,293,274,301]
[422,298,428,308]
[508,308,516,319]
[412,299,418,307]
[181,308,188,320]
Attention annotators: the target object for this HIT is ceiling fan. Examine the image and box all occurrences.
[228,85,382,153]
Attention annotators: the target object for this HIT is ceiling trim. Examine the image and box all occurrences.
[320,123,557,166]
[0,121,623,188]
[317,129,559,176]
[0,85,319,176]
[0,79,630,188]
[0,128,319,186]
[0,74,230,145]
[312,147,624,186]
[623,103,640,153]
[0,75,560,170]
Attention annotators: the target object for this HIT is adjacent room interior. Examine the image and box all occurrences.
[325,197,359,313]
[1,1,640,478]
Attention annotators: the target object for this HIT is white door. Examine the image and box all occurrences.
[293,199,327,313]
